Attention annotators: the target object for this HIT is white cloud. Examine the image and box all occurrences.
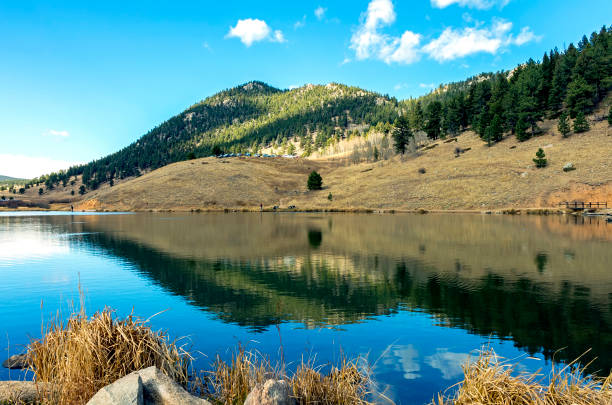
[431,0,511,9]
[511,26,540,45]
[294,15,306,29]
[422,19,535,62]
[350,1,535,64]
[43,129,69,137]
[314,6,327,20]
[380,344,421,380]
[350,0,421,64]
[0,154,81,179]
[386,31,421,64]
[419,83,435,88]
[340,57,351,65]
[272,30,285,43]
[226,19,286,47]
[425,349,470,380]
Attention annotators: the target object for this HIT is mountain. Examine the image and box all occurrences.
[28,25,611,192]
[69,81,398,189]
[0,175,25,182]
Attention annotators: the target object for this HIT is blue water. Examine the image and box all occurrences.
[0,212,610,404]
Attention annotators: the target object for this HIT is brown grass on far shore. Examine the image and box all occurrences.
[432,349,612,405]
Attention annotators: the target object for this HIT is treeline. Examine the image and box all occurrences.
[29,26,611,192]
[400,26,611,144]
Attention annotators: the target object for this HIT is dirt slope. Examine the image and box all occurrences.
[76,119,612,212]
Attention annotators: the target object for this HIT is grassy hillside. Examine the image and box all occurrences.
[65,115,611,212]
[26,26,611,195]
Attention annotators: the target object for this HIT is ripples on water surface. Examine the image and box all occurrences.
[0,212,610,404]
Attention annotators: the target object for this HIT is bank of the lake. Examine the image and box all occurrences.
[0,212,610,404]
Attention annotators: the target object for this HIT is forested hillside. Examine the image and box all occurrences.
[28,26,611,193]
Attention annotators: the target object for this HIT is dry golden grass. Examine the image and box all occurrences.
[29,307,191,405]
[206,348,372,405]
[68,114,612,212]
[22,298,372,405]
[206,347,279,405]
[290,357,371,405]
[432,349,612,405]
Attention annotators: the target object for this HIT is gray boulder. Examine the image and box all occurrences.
[563,162,576,172]
[2,353,29,369]
[87,373,143,405]
[244,379,296,405]
[137,366,211,405]
[87,367,211,405]
[0,381,52,404]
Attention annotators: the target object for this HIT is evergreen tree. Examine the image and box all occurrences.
[409,101,424,131]
[307,171,323,190]
[516,61,543,135]
[548,44,577,113]
[557,111,571,137]
[38,188,43,195]
[608,105,612,126]
[392,115,413,154]
[572,111,590,133]
[565,75,595,117]
[485,114,503,145]
[424,101,443,140]
[515,116,530,142]
[79,185,87,195]
[533,148,547,168]
[444,95,463,135]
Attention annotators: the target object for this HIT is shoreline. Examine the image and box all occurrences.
[2,204,610,216]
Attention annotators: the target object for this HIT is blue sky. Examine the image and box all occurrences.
[1,0,610,178]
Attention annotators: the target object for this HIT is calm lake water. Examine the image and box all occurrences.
[0,212,610,404]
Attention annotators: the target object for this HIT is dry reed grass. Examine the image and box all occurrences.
[205,348,372,405]
[28,306,191,405]
[432,349,612,405]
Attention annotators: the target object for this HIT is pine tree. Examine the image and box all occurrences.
[557,111,571,137]
[409,101,424,131]
[392,115,413,154]
[565,76,595,118]
[573,111,590,133]
[424,101,443,140]
[307,171,323,190]
[533,148,547,168]
[485,114,503,145]
[608,105,612,126]
[515,116,530,142]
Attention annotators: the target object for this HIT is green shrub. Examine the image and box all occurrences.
[533,148,547,168]
[307,171,323,190]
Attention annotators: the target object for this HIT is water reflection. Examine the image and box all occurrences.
[1,212,611,379]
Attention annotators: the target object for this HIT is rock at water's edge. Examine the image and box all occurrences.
[0,381,52,404]
[135,366,211,405]
[244,379,296,405]
[87,372,143,405]
[2,353,29,369]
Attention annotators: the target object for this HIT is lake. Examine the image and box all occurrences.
[0,212,610,404]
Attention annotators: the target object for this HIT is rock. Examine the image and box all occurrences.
[563,162,576,172]
[87,372,143,405]
[2,353,29,369]
[0,381,53,404]
[244,379,296,405]
[136,366,211,405]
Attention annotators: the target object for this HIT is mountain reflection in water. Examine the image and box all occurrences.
[53,212,612,374]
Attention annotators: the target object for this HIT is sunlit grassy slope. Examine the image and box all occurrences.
[76,118,612,212]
